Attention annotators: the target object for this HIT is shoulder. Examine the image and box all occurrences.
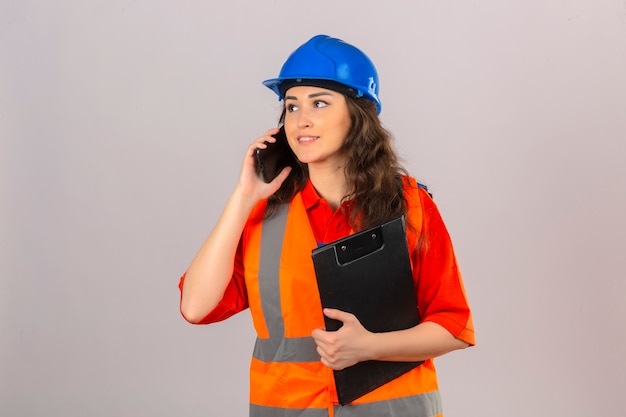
[401,176,434,214]
[402,176,431,199]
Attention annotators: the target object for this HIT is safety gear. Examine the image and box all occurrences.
[243,178,443,416]
[263,34,382,114]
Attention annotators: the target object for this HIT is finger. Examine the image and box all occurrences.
[323,308,354,323]
[250,128,282,150]
[311,327,324,340]
[311,328,331,350]
[259,127,281,145]
[319,356,333,369]
[270,166,292,184]
[318,351,348,371]
[317,346,335,365]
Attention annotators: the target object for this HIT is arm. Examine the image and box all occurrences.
[180,128,291,323]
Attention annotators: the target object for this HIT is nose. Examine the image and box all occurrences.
[297,108,312,129]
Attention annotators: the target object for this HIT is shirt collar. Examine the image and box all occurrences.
[301,179,322,211]
[300,178,355,214]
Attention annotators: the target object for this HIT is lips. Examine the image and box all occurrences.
[297,136,319,143]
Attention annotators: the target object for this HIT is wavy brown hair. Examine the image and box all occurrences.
[266,96,408,231]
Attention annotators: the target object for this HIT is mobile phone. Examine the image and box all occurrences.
[255,126,296,183]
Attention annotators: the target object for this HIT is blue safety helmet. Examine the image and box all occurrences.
[263,35,382,114]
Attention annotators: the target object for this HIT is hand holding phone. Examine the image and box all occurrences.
[255,126,296,183]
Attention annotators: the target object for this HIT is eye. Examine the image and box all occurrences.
[286,103,298,112]
[314,100,328,108]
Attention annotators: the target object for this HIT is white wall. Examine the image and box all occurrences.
[2,1,625,416]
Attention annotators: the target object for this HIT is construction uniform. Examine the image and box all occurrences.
[179,177,475,417]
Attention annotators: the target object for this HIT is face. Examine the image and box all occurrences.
[282,86,352,170]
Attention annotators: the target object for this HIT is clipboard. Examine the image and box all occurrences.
[311,216,424,405]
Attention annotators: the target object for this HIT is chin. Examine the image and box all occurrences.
[293,152,315,164]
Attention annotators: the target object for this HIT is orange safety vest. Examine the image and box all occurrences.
[243,179,442,417]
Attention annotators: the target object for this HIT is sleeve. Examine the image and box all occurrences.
[413,188,475,346]
[178,237,249,325]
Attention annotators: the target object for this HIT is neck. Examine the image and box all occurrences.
[308,164,348,211]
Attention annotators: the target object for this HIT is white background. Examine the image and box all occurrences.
[2,1,625,416]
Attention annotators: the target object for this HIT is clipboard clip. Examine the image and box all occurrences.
[334,226,384,266]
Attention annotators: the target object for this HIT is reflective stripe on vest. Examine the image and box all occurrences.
[252,203,319,363]
[251,391,442,417]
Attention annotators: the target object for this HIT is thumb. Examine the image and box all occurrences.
[323,308,352,322]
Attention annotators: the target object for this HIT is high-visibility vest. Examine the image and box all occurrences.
[243,179,443,417]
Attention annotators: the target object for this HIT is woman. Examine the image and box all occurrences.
[179,34,475,417]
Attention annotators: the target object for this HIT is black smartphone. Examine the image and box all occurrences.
[255,126,296,183]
